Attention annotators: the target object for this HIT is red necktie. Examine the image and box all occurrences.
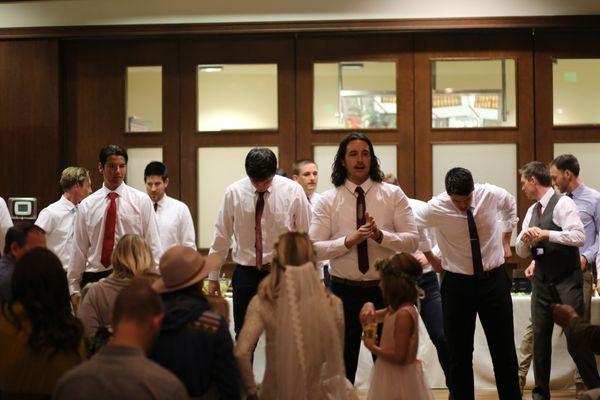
[255,191,265,268]
[356,187,369,274]
[100,192,118,268]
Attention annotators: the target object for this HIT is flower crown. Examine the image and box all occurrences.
[374,258,416,281]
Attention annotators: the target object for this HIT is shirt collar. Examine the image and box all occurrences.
[101,182,126,197]
[539,187,555,208]
[571,183,585,198]
[157,194,168,206]
[344,178,373,195]
[59,195,76,210]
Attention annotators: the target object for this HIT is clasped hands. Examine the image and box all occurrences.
[345,212,382,248]
[519,227,550,246]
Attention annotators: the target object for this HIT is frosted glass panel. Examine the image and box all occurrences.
[197,147,279,248]
[313,144,397,194]
[314,62,396,129]
[433,144,517,243]
[554,143,600,191]
[432,59,516,128]
[553,59,600,126]
[126,147,163,192]
[197,64,278,132]
[126,66,162,132]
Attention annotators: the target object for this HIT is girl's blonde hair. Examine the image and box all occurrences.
[258,231,315,302]
[111,234,154,279]
[376,253,423,310]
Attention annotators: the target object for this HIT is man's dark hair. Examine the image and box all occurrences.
[4,222,45,255]
[113,279,163,326]
[99,145,128,166]
[331,133,383,187]
[144,161,169,182]
[445,167,475,196]
[550,154,580,177]
[519,161,552,187]
[292,159,317,176]
[6,248,83,355]
[245,148,277,181]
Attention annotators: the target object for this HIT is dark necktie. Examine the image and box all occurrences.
[536,202,543,221]
[100,192,119,268]
[567,192,573,199]
[356,187,369,274]
[466,208,484,278]
[154,202,158,212]
[255,191,265,268]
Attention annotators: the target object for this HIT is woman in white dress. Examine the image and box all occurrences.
[235,231,357,400]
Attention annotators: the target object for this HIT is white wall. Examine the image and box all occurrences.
[1,0,599,28]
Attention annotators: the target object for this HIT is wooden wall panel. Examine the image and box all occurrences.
[0,39,60,211]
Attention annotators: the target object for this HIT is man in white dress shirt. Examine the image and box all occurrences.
[67,145,162,309]
[515,161,600,400]
[207,148,311,336]
[144,161,196,252]
[413,167,520,400]
[35,167,92,269]
[0,197,13,253]
[310,133,419,383]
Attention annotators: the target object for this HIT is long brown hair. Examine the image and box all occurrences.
[376,253,423,311]
[258,231,315,302]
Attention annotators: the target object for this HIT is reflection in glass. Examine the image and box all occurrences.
[431,59,516,128]
[197,64,278,132]
[553,59,600,126]
[314,62,396,130]
[126,66,162,132]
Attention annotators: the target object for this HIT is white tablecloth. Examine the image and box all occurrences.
[227,296,600,390]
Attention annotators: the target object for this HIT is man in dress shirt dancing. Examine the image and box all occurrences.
[413,167,521,400]
[144,161,196,251]
[516,161,600,400]
[310,133,418,383]
[67,145,162,310]
[207,148,311,336]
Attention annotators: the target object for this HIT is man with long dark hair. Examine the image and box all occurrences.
[310,132,418,383]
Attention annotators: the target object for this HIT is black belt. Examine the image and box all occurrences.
[237,263,271,273]
[330,276,380,287]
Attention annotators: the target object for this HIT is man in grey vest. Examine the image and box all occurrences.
[516,161,600,400]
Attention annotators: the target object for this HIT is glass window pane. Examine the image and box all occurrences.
[126,66,162,132]
[554,143,600,190]
[126,147,163,192]
[197,147,279,248]
[432,143,517,244]
[553,59,600,126]
[432,59,516,128]
[313,144,397,194]
[314,62,397,130]
[197,64,278,132]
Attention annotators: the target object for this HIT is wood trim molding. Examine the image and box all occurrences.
[1,15,599,39]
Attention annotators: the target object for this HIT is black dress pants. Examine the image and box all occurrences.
[441,265,521,400]
[330,280,383,384]
[231,265,269,337]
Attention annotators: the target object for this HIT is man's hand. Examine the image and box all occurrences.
[70,293,80,313]
[414,252,429,268]
[207,280,221,296]
[503,243,513,261]
[551,304,578,328]
[359,302,376,325]
[424,251,442,273]
[364,212,383,243]
[520,227,549,246]
[580,255,588,272]
[524,262,535,279]
[345,221,373,248]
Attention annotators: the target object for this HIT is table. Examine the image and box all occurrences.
[227,295,600,390]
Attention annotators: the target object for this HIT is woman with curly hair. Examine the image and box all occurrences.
[0,247,84,397]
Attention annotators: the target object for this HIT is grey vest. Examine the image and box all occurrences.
[529,192,580,283]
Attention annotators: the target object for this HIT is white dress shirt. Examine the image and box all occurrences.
[208,175,311,280]
[67,182,162,294]
[308,191,323,208]
[310,178,419,281]
[408,198,435,274]
[414,183,518,275]
[154,195,197,252]
[35,195,78,269]
[0,197,13,254]
[515,187,585,258]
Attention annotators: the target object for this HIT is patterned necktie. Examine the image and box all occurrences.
[355,187,369,274]
[536,202,543,221]
[466,208,484,278]
[100,192,119,268]
[255,191,265,268]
